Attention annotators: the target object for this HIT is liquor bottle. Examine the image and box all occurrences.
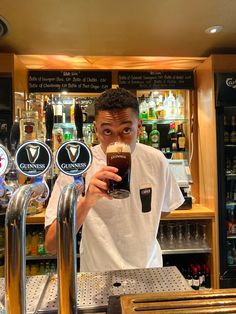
[191,266,200,290]
[185,267,193,287]
[20,98,39,143]
[175,91,185,118]
[139,126,149,145]
[148,92,156,120]
[177,123,186,151]
[204,265,211,288]
[70,99,75,124]
[52,95,63,124]
[52,125,63,152]
[224,116,230,144]
[168,122,177,152]
[149,123,160,149]
[230,116,236,144]
[139,95,148,120]
[37,231,45,256]
[196,264,204,287]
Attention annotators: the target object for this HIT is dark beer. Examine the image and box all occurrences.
[106,142,131,199]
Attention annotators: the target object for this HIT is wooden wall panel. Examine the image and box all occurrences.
[0,53,14,74]
[196,57,217,210]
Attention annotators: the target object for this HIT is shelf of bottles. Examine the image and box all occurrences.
[137,90,189,159]
[24,90,189,156]
[25,93,97,149]
[224,112,236,268]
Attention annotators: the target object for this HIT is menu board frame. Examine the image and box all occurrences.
[28,70,112,93]
[118,70,194,90]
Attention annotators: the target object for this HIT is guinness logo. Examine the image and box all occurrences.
[15,140,52,177]
[65,143,80,163]
[25,144,40,163]
[56,140,92,176]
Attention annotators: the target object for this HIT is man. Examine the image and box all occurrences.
[45,88,184,272]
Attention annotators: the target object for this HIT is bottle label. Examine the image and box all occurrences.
[178,136,186,149]
[151,135,159,142]
[53,104,63,116]
[24,122,34,134]
[70,105,75,123]
[230,131,236,144]
[192,279,200,287]
[232,224,236,234]
[38,244,45,255]
[224,131,230,143]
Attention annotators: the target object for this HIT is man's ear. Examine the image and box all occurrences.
[137,119,142,136]
[93,121,97,133]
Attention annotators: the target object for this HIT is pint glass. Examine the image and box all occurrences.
[106,142,131,199]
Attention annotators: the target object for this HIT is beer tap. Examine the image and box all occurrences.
[6,112,21,195]
[5,140,52,314]
[56,137,92,313]
[74,101,84,141]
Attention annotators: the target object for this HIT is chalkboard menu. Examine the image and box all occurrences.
[28,70,112,93]
[118,71,194,90]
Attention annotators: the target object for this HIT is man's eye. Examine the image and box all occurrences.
[123,128,132,135]
[103,129,112,136]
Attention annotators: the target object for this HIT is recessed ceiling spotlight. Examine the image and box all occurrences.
[0,16,10,37]
[205,25,223,34]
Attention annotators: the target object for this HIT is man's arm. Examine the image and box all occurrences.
[45,196,92,255]
[161,212,171,219]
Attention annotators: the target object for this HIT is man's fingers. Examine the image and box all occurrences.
[96,170,121,182]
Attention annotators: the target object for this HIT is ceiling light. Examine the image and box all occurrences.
[205,25,223,34]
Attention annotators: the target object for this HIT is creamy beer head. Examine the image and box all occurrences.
[106,142,131,154]
[106,142,131,199]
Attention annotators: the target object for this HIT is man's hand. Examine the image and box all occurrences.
[83,166,121,208]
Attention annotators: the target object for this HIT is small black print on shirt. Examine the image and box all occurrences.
[140,187,152,213]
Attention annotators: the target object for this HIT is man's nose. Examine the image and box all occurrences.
[115,134,122,142]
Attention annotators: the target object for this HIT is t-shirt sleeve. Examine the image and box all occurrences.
[44,173,73,228]
[161,160,185,212]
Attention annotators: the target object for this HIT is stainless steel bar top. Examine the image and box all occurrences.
[0,275,49,314]
[38,266,191,313]
[0,266,192,313]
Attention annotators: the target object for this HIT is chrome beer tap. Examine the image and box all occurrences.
[5,140,52,314]
[55,140,92,314]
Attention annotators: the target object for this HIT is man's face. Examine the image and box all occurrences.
[94,108,142,153]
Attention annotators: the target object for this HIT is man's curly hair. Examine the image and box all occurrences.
[94,88,139,118]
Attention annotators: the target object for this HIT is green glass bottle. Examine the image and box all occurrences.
[149,123,160,149]
[139,126,149,145]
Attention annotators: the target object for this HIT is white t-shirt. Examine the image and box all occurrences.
[45,143,184,272]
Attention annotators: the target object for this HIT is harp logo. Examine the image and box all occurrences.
[226,78,236,89]
[25,144,40,164]
[65,143,80,163]
[56,140,92,176]
[15,141,52,177]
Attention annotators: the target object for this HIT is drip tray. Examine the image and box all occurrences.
[0,275,49,314]
[38,266,191,313]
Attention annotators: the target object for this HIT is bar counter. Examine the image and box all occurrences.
[25,204,215,225]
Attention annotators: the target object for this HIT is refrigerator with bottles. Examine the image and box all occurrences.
[215,73,236,288]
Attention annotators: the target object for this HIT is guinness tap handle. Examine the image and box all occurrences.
[45,103,54,149]
[74,102,83,141]
[9,115,20,154]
